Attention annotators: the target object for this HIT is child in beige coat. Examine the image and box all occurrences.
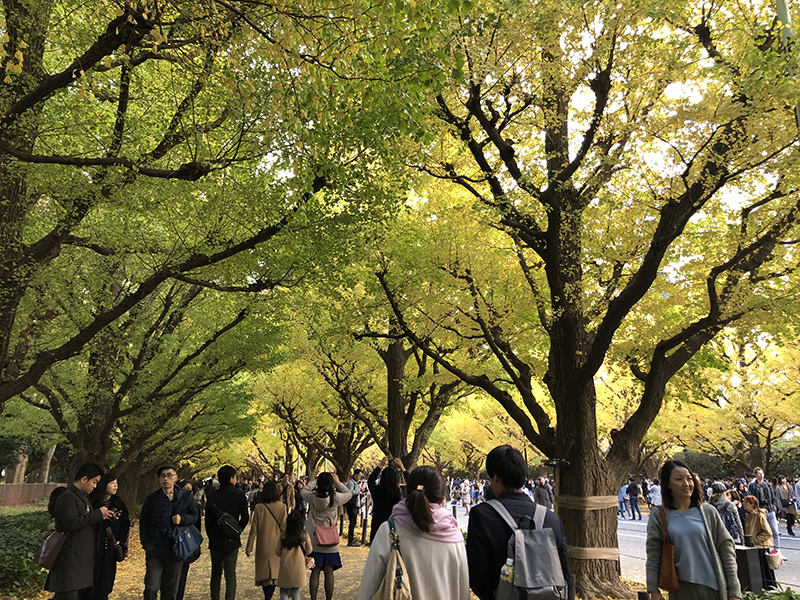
[275,511,313,600]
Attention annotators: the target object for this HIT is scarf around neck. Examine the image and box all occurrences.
[390,499,464,544]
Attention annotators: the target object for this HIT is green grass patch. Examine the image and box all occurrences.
[0,510,51,599]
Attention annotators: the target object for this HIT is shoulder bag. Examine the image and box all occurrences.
[312,502,340,546]
[34,530,67,570]
[105,526,127,562]
[371,519,412,600]
[172,523,203,562]
[657,505,679,592]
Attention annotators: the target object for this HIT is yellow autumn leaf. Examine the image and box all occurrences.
[14,50,22,61]
[1,33,9,43]
[104,56,112,68]
[78,88,86,99]
[114,6,124,16]
[18,41,27,49]
[3,74,11,83]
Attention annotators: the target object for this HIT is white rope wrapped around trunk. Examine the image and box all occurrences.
[554,495,619,510]
[566,546,621,560]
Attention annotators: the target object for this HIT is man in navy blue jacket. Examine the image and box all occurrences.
[205,465,249,600]
[140,465,199,600]
[466,445,571,600]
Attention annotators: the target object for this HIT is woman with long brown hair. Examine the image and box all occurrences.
[246,480,287,600]
[357,465,468,600]
[645,460,741,600]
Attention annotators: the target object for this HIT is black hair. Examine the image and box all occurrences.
[316,472,335,508]
[48,486,67,517]
[178,479,196,493]
[218,465,236,484]
[261,480,280,503]
[281,510,306,549]
[74,461,104,482]
[405,466,446,533]
[379,467,402,506]
[89,472,118,508]
[353,469,364,477]
[156,464,178,477]
[660,460,703,510]
[485,445,526,489]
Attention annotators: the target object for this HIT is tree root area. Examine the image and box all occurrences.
[576,578,639,600]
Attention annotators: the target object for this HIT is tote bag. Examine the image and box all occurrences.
[34,530,67,570]
[657,506,679,592]
[371,520,412,600]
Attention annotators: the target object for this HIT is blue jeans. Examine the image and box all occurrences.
[766,511,781,549]
[144,553,182,600]
[619,500,631,518]
[629,497,642,519]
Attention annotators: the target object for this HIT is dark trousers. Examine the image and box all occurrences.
[144,553,182,600]
[346,503,359,543]
[176,561,191,600]
[55,589,92,600]
[629,497,642,519]
[210,548,239,600]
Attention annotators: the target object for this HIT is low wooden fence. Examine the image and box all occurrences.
[0,483,64,507]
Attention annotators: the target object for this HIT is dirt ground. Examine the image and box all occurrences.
[112,519,371,600]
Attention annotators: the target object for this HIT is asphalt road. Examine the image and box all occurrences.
[452,505,800,589]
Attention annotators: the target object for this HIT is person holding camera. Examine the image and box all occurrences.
[88,472,130,600]
[367,457,406,544]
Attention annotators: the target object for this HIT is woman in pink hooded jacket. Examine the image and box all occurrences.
[357,465,469,600]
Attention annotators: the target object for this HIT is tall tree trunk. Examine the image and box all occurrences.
[283,440,295,476]
[116,453,145,515]
[37,444,57,483]
[11,451,28,483]
[382,338,410,459]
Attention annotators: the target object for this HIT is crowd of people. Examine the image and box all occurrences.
[40,447,571,600]
[39,452,795,600]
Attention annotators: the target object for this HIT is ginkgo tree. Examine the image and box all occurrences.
[372,0,800,595]
[654,335,800,476]
[0,0,449,411]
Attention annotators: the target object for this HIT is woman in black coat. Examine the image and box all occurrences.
[367,457,405,543]
[89,472,131,600]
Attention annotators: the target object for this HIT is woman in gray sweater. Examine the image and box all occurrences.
[645,460,741,600]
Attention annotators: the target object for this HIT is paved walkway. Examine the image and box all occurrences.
[112,519,370,600]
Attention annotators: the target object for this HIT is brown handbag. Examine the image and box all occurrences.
[658,505,680,592]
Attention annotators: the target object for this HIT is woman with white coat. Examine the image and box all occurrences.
[357,465,469,600]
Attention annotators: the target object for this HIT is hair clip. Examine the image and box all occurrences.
[416,485,424,491]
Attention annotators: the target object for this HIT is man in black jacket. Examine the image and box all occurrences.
[140,465,199,600]
[466,445,571,600]
[749,466,781,549]
[205,465,249,600]
[46,462,112,600]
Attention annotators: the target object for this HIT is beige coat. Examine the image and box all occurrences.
[745,508,775,548]
[275,532,313,588]
[246,502,287,585]
[278,482,295,512]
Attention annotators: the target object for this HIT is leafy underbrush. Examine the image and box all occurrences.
[0,510,51,598]
[745,587,800,599]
